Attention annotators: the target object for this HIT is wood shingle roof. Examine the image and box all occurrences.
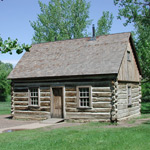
[8,32,133,79]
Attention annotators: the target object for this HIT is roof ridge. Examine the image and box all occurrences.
[32,32,131,46]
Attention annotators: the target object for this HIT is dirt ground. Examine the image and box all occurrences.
[0,115,150,131]
[0,115,37,129]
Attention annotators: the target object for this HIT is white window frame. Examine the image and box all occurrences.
[77,86,92,108]
[28,87,40,106]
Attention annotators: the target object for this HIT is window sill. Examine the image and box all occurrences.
[77,107,92,110]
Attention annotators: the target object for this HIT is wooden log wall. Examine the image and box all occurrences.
[12,78,115,122]
[12,86,51,120]
[65,81,113,122]
[117,82,141,120]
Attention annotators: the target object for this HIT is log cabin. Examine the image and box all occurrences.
[8,32,142,122]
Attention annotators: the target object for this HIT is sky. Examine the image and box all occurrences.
[0,0,134,67]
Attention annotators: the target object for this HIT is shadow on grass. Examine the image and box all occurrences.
[141,102,150,114]
[143,121,150,125]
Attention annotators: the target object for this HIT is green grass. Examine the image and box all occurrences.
[0,101,11,115]
[0,122,150,150]
[0,102,149,149]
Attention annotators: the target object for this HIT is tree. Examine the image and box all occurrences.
[0,61,13,101]
[0,36,31,54]
[114,0,150,81]
[96,11,114,36]
[30,0,91,43]
[114,0,150,102]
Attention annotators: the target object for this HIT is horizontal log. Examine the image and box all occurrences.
[40,92,50,97]
[66,108,111,113]
[40,97,50,101]
[117,99,128,104]
[117,104,127,110]
[14,97,28,101]
[117,90,127,94]
[40,87,50,92]
[14,92,28,97]
[28,106,50,112]
[65,87,76,91]
[66,112,110,119]
[92,97,112,102]
[65,98,77,103]
[40,102,50,106]
[92,87,111,92]
[65,92,76,97]
[131,84,139,88]
[93,102,111,108]
[14,102,28,106]
[66,102,77,108]
[14,110,50,115]
[14,115,49,121]
[132,93,139,98]
[117,94,127,99]
[92,92,112,97]
[14,106,28,111]
[118,85,126,89]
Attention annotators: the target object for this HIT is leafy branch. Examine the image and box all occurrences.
[0,37,31,54]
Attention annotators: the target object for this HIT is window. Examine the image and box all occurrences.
[127,51,131,61]
[29,88,39,106]
[77,86,91,108]
[127,86,132,106]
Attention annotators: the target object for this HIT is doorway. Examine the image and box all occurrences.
[51,88,63,118]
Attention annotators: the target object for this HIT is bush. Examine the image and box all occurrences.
[142,82,150,102]
[0,61,13,102]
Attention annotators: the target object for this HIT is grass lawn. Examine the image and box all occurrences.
[0,101,11,115]
[0,122,150,150]
[0,102,150,150]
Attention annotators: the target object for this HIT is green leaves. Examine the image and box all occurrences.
[0,61,13,101]
[114,0,150,81]
[30,0,91,43]
[96,11,114,36]
[0,37,31,54]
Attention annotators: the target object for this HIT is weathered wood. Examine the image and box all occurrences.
[65,98,77,103]
[92,97,112,102]
[66,108,111,113]
[40,102,50,106]
[117,104,127,110]
[65,87,76,91]
[65,92,76,97]
[40,92,50,97]
[92,92,112,97]
[14,102,28,106]
[92,87,111,92]
[40,97,50,101]
[118,42,140,82]
[66,112,110,119]
[66,102,77,108]
[14,110,50,115]
[40,87,50,92]
[117,94,127,99]
[93,102,111,108]
[14,92,28,97]
[14,97,28,101]
[14,106,28,110]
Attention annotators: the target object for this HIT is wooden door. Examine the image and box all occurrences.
[52,88,63,118]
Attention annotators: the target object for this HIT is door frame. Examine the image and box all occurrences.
[50,86,66,118]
